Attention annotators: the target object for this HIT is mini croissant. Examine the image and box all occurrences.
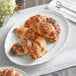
[0,71,2,76]
[47,18,61,42]
[31,22,58,41]
[24,14,49,28]
[30,36,47,59]
[14,27,39,40]
[0,68,22,76]
[10,39,32,56]
[47,18,61,34]
[24,15,61,42]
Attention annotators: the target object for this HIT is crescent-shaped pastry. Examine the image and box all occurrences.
[0,68,22,76]
[30,36,47,59]
[14,28,39,40]
[24,15,61,42]
[24,14,48,28]
[10,39,32,56]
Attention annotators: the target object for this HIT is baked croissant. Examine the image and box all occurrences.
[31,22,58,41]
[14,27,39,40]
[47,18,61,34]
[24,14,59,28]
[0,68,22,76]
[0,71,2,76]
[24,14,49,28]
[30,36,47,59]
[24,15,61,42]
[46,18,61,42]
[10,39,32,56]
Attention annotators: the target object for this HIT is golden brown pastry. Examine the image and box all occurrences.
[47,18,61,34]
[30,22,58,41]
[6,69,16,76]
[0,68,22,76]
[10,15,61,59]
[24,14,48,28]
[15,72,22,76]
[0,71,2,76]
[30,36,47,59]
[24,15,61,42]
[10,39,32,56]
[1,69,9,76]
[46,18,61,42]
[14,27,39,40]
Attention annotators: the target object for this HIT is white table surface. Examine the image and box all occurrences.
[0,4,76,76]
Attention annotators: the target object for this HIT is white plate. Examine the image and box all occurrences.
[5,10,70,66]
[0,66,28,76]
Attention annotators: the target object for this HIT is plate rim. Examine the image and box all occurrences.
[4,9,70,66]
